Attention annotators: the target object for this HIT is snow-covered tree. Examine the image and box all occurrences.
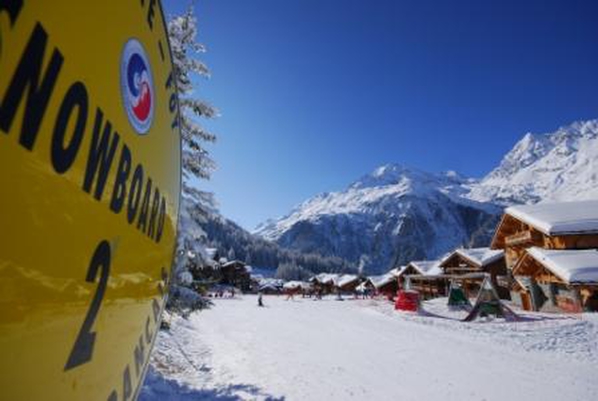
[167,7,217,315]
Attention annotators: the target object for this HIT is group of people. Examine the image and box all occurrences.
[257,287,375,307]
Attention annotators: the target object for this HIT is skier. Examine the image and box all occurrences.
[258,292,264,307]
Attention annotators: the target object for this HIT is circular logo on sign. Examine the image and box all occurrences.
[120,39,154,134]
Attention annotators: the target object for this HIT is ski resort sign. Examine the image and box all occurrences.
[0,1,180,400]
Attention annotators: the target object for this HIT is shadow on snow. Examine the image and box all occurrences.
[140,368,285,401]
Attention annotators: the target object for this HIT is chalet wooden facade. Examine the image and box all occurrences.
[491,201,598,269]
[491,200,598,311]
[511,248,598,312]
[370,274,399,299]
[399,261,445,300]
[335,274,362,293]
[220,260,251,291]
[309,273,339,294]
[439,248,509,299]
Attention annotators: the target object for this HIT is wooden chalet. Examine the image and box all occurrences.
[511,248,598,312]
[491,200,598,309]
[220,260,251,291]
[309,273,339,294]
[335,274,362,293]
[258,282,283,295]
[370,274,399,299]
[439,247,509,299]
[491,200,598,269]
[399,260,444,300]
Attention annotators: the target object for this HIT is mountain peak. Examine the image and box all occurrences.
[350,163,432,190]
[468,117,598,205]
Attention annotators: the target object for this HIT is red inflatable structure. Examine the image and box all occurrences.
[395,290,420,311]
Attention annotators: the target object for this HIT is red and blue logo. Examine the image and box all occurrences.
[120,39,154,134]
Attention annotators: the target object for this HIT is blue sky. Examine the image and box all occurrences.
[164,0,598,230]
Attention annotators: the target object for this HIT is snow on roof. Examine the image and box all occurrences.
[526,247,598,284]
[259,283,281,291]
[258,278,284,290]
[505,200,598,235]
[409,260,442,276]
[335,274,359,287]
[283,281,308,289]
[388,266,406,277]
[453,247,504,267]
[222,260,245,268]
[370,274,396,289]
[312,273,339,285]
[205,248,218,259]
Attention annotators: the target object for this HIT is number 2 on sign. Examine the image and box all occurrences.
[64,240,111,371]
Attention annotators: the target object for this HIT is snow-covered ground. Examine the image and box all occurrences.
[141,295,598,401]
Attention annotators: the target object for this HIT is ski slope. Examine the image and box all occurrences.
[141,295,598,401]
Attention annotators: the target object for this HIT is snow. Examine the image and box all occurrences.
[282,281,310,290]
[505,200,598,235]
[254,163,496,243]
[408,260,442,276]
[451,247,504,267]
[369,274,395,288]
[387,266,405,276]
[469,119,598,205]
[141,296,598,401]
[526,247,598,284]
[335,274,359,288]
[311,273,340,285]
[253,119,598,274]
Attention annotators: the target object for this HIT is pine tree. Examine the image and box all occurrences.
[167,7,217,316]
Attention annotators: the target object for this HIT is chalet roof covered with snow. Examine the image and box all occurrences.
[407,260,442,276]
[221,260,246,268]
[505,200,598,235]
[450,247,504,267]
[370,274,396,288]
[526,247,598,284]
[283,281,310,290]
[388,266,406,277]
[259,282,282,291]
[335,274,359,287]
[311,273,339,285]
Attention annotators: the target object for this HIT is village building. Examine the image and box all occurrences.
[398,260,444,299]
[491,200,598,310]
[257,278,284,294]
[335,274,361,293]
[258,282,283,295]
[511,247,598,312]
[220,260,252,292]
[439,247,509,299]
[491,200,598,269]
[309,273,340,294]
[369,273,399,299]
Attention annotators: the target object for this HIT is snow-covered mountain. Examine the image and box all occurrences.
[255,165,501,274]
[254,119,598,274]
[468,119,598,204]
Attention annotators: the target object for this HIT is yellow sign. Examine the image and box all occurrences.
[0,1,180,400]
